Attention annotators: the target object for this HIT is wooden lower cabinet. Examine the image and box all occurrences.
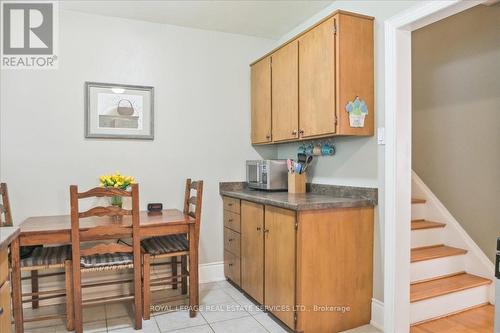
[264,206,296,328]
[240,200,264,304]
[0,248,11,333]
[224,251,241,286]
[224,196,375,333]
[0,281,11,332]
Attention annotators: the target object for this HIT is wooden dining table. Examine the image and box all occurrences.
[10,209,199,333]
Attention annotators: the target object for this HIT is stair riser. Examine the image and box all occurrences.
[411,255,465,283]
[411,204,426,220]
[410,285,490,324]
[411,228,444,248]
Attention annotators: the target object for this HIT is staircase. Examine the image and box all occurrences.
[409,173,495,326]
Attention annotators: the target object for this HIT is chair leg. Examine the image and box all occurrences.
[181,255,187,295]
[143,253,151,320]
[65,260,74,331]
[171,256,178,290]
[30,270,39,309]
[72,263,83,333]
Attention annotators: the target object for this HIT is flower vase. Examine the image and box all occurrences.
[111,195,123,222]
[111,195,123,208]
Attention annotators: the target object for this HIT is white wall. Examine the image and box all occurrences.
[0,9,276,265]
[270,0,418,301]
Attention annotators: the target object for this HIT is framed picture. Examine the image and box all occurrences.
[85,82,154,140]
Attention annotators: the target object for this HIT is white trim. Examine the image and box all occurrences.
[198,261,225,283]
[370,298,384,331]
[383,1,487,332]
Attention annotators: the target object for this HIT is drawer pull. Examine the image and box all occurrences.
[228,203,233,207]
[228,219,233,222]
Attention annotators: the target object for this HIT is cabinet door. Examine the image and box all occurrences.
[241,200,264,303]
[298,16,337,138]
[271,40,299,142]
[0,281,12,333]
[264,206,296,329]
[251,57,272,144]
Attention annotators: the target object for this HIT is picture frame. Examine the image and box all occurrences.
[85,82,154,140]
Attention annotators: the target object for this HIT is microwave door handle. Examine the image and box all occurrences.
[256,164,261,183]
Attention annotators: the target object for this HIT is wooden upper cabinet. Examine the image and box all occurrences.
[249,10,374,143]
[271,40,299,142]
[298,16,337,138]
[264,206,296,329]
[251,57,272,144]
[336,13,374,136]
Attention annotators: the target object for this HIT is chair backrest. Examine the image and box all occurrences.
[0,183,13,227]
[70,184,140,257]
[183,179,203,227]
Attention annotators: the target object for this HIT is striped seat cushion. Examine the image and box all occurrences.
[21,245,71,268]
[141,234,188,256]
[80,253,133,268]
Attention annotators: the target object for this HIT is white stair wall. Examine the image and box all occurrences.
[411,171,496,304]
[410,284,491,324]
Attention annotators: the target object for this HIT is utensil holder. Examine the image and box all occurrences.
[288,173,306,194]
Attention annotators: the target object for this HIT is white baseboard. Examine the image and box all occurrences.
[370,298,384,331]
[199,261,225,283]
[21,261,225,309]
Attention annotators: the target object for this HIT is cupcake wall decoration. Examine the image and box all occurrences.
[345,96,368,128]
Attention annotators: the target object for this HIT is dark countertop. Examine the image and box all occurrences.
[220,182,377,211]
[0,226,20,251]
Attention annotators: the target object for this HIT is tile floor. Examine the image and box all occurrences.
[22,280,382,333]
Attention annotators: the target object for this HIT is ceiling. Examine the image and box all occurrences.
[61,0,334,39]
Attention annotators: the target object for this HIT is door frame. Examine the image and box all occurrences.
[383,1,488,332]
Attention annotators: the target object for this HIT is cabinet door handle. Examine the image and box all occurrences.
[299,129,304,135]
[228,238,234,242]
[228,219,233,222]
[264,229,269,234]
[292,130,297,136]
[266,134,271,140]
[256,227,261,231]
[228,263,233,267]
[0,307,3,316]
[227,203,233,207]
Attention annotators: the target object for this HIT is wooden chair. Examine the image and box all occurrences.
[141,178,203,319]
[70,184,142,333]
[1,183,74,331]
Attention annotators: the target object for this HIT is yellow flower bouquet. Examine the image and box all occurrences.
[99,172,135,207]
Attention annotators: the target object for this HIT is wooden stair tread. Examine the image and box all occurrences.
[410,304,494,332]
[411,245,467,262]
[412,198,426,204]
[410,273,491,303]
[411,220,446,230]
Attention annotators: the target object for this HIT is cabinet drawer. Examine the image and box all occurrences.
[0,250,7,286]
[224,227,241,256]
[224,250,241,286]
[223,197,240,214]
[0,281,12,333]
[224,210,241,233]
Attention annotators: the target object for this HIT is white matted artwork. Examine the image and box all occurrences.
[85,82,154,139]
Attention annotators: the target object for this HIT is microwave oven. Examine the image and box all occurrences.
[246,160,288,191]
